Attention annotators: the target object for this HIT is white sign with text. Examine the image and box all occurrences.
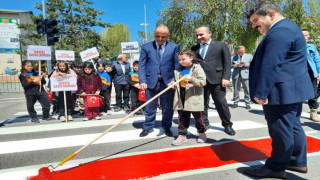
[50,77,78,92]
[27,45,51,60]
[55,50,75,61]
[121,42,139,53]
[80,47,99,61]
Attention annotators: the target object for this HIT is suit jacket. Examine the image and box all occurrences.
[191,41,231,84]
[232,53,253,79]
[139,41,180,89]
[112,61,130,85]
[249,18,314,105]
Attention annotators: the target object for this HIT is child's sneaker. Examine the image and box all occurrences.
[67,115,73,121]
[60,116,65,121]
[94,116,101,120]
[172,135,187,146]
[101,112,107,116]
[83,117,90,121]
[197,133,207,143]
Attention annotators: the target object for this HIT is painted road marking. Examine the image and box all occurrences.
[0,120,266,154]
[26,136,320,180]
[1,133,319,180]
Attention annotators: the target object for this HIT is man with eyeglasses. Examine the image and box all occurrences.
[138,25,180,137]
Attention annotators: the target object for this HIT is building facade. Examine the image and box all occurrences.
[0,9,33,74]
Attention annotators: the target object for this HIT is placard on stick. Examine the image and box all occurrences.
[80,47,99,62]
[50,77,78,92]
[55,50,75,61]
[121,42,139,53]
[27,45,51,60]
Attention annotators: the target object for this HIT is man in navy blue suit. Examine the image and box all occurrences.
[244,2,314,179]
[138,25,180,137]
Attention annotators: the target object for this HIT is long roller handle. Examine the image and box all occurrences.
[55,76,186,168]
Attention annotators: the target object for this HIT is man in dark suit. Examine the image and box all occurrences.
[138,25,180,137]
[112,54,131,112]
[191,26,235,136]
[244,2,314,179]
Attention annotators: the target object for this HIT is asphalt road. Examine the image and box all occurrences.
[0,91,320,180]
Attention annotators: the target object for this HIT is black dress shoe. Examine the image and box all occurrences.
[31,118,40,123]
[243,166,286,179]
[224,126,236,136]
[114,108,121,112]
[140,129,154,137]
[135,110,144,115]
[42,117,55,120]
[232,103,238,108]
[287,166,308,173]
[164,128,173,137]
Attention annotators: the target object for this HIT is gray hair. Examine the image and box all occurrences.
[247,1,282,19]
[117,54,126,60]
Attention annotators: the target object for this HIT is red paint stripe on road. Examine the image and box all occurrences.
[28,136,320,180]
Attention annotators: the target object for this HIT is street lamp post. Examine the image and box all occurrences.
[140,4,149,44]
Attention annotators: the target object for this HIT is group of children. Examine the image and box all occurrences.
[19,49,208,146]
[19,59,143,122]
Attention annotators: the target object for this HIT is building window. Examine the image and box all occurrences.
[7,55,14,63]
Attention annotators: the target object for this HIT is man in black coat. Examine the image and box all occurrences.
[191,26,235,136]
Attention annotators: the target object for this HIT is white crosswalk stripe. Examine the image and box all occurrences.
[0,120,266,154]
[0,111,219,135]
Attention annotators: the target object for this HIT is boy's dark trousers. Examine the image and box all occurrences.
[58,91,72,116]
[26,91,50,119]
[130,87,140,111]
[100,91,110,113]
[177,110,206,135]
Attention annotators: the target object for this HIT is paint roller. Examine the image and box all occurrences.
[33,76,185,179]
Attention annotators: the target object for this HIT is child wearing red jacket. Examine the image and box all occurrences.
[77,62,102,121]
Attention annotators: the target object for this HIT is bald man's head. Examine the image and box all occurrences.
[154,25,170,45]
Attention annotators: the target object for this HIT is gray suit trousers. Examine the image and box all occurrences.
[233,77,250,104]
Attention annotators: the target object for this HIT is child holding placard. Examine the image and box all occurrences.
[19,60,54,123]
[52,62,77,121]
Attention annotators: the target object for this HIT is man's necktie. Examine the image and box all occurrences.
[200,44,207,59]
[158,45,163,60]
